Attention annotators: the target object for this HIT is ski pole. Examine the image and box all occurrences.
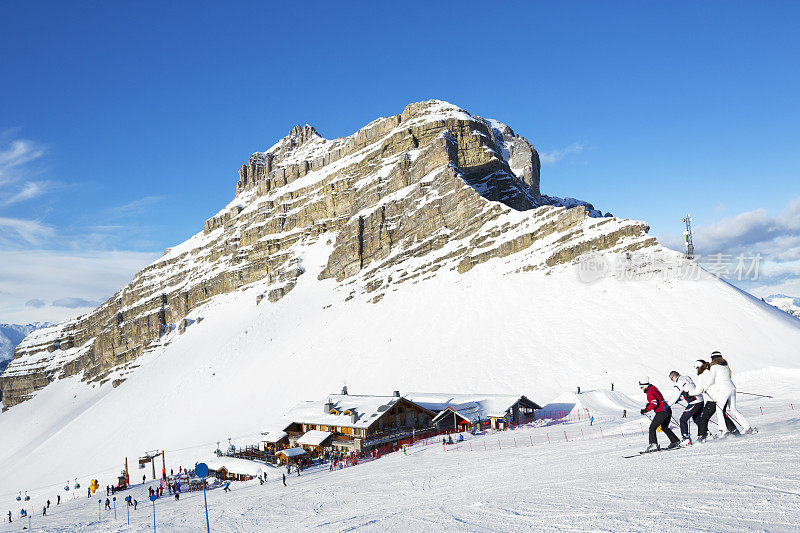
[737,391,773,399]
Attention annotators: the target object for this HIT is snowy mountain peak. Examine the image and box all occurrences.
[4,100,795,416]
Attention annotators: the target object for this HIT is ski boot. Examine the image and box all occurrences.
[744,427,758,435]
[680,435,693,446]
[665,441,680,450]
[642,443,659,454]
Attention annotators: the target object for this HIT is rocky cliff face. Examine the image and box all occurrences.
[0,100,655,410]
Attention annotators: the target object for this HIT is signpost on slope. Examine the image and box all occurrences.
[113,496,117,520]
[98,499,101,521]
[195,462,211,533]
[125,496,131,524]
[150,493,158,531]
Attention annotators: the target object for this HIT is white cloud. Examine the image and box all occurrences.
[108,195,165,218]
[51,297,101,309]
[0,217,55,246]
[660,198,800,264]
[539,143,586,165]
[0,250,160,324]
[0,138,45,182]
[660,198,800,298]
[0,133,166,325]
[0,134,57,213]
[0,180,53,207]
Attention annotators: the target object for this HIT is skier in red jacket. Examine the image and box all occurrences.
[639,377,681,453]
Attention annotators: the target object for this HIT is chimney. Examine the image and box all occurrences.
[341,385,348,395]
[324,399,334,413]
[393,390,400,398]
[350,409,358,423]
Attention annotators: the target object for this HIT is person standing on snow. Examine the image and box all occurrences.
[282,473,286,487]
[668,370,704,442]
[684,354,752,438]
[7,510,11,523]
[42,506,47,516]
[639,377,681,452]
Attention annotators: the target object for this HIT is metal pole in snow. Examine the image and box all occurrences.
[202,479,210,533]
[113,497,117,520]
[98,499,101,521]
[195,462,211,533]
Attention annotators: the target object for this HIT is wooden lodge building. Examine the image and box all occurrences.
[282,389,436,453]
[405,393,542,431]
[273,388,541,455]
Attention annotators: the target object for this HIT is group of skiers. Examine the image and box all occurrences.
[639,351,754,452]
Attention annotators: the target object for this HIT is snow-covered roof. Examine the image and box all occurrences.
[296,430,332,446]
[283,394,410,429]
[261,430,288,443]
[430,403,483,424]
[404,393,540,419]
[203,457,265,476]
[276,447,307,458]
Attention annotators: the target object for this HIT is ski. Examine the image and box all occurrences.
[622,445,686,458]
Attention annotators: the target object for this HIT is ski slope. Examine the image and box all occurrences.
[1,375,798,532]
[1,243,799,517]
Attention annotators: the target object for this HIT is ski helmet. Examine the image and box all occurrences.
[638,376,650,386]
[669,370,679,381]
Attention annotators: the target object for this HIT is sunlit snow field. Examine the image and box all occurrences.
[2,370,798,532]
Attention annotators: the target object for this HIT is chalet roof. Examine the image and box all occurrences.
[203,457,266,476]
[405,393,541,420]
[296,430,332,446]
[282,394,414,430]
[430,403,482,424]
[276,447,307,458]
[261,430,288,443]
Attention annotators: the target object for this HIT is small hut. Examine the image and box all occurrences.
[276,447,307,465]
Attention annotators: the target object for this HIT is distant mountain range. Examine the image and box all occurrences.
[764,294,800,318]
[0,323,50,374]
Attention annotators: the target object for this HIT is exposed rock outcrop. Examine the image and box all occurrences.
[0,100,655,410]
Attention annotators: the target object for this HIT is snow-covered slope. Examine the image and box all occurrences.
[1,240,799,501]
[1,370,798,532]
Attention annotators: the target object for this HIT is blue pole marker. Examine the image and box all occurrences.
[98,499,102,521]
[150,493,158,531]
[195,462,211,533]
[113,496,117,520]
[125,496,131,525]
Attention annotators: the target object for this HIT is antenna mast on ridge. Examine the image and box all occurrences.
[682,214,695,259]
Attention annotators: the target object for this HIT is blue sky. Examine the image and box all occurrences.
[1,1,799,323]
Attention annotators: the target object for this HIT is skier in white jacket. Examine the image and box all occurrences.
[667,370,704,441]
[685,352,752,436]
